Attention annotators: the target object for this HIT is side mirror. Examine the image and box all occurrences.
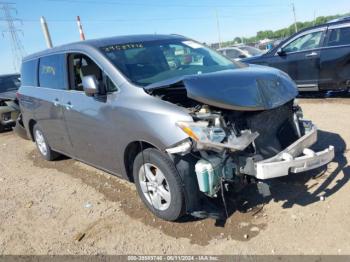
[82,75,98,96]
[238,54,247,59]
[277,49,286,56]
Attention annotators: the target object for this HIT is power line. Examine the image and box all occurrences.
[19,10,290,24]
[46,0,288,8]
[0,1,25,72]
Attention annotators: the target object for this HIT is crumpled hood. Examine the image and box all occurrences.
[145,65,298,111]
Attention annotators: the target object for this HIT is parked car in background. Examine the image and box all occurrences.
[217,45,263,61]
[0,74,20,132]
[243,17,350,92]
[18,35,334,221]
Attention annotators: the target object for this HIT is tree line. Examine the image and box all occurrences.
[220,13,350,47]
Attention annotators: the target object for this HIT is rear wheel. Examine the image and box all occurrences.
[33,124,60,161]
[133,148,185,221]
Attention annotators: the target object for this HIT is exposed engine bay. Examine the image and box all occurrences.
[149,84,334,199]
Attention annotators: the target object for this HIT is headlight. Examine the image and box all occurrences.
[176,121,226,143]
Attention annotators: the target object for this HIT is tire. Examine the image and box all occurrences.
[0,124,4,133]
[33,124,60,161]
[133,148,185,221]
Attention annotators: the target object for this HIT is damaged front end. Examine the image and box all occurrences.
[0,99,20,130]
[166,101,334,199]
[147,67,335,200]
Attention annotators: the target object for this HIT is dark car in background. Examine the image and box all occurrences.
[18,35,334,221]
[243,17,350,92]
[0,74,21,132]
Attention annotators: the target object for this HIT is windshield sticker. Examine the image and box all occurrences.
[103,43,144,52]
[182,41,203,49]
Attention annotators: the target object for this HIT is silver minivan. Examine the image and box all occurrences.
[18,34,334,221]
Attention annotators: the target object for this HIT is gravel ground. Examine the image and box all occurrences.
[0,98,349,255]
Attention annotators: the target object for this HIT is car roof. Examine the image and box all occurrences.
[23,34,187,62]
[0,73,20,78]
[217,46,240,51]
[265,17,350,55]
[327,16,350,24]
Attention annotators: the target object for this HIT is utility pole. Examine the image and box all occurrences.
[313,10,317,26]
[215,9,222,48]
[291,2,298,33]
[76,16,85,41]
[40,16,53,48]
[0,1,25,72]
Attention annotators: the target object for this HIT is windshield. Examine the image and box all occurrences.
[101,39,243,86]
[0,75,20,93]
[239,46,263,56]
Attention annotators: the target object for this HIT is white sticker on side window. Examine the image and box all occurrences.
[182,41,203,49]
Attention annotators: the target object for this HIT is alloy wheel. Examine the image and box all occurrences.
[35,129,48,156]
[138,163,171,211]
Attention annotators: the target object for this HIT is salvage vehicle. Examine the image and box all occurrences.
[0,74,21,132]
[18,35,334,221]
[243,16,350,92]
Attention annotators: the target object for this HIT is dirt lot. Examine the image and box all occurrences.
[0,98,349,255]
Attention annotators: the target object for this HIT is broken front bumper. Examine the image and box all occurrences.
[253,124,335,180]
[0,105,18,126]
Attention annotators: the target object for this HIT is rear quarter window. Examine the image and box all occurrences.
[327,26,350,47]
[39,54,66,90]
[226,49,241,59]
[21,59,38,86]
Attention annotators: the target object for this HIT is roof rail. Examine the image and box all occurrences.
[170,33,186,37]
[327,16,350,23]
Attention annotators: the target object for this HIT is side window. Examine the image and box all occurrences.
[327,27,350,47]
[105,76,117,92]
[225,49,241,59]
[39,54,66,90]
[217,50,225,56]
[68,53,117,93]
[283,31,324,53]
[21,59,38,86]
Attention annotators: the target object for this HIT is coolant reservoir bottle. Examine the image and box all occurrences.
[195,157,222,196]
[195,160,211,193]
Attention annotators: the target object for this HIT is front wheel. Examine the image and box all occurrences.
[33,124,60,161]
[133,148,185,221]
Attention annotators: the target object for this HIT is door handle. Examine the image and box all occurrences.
[53,98,60,107]
[305,52,318,57]
[64,102,73,110]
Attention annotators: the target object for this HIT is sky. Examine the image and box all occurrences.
[0,0,349,74]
